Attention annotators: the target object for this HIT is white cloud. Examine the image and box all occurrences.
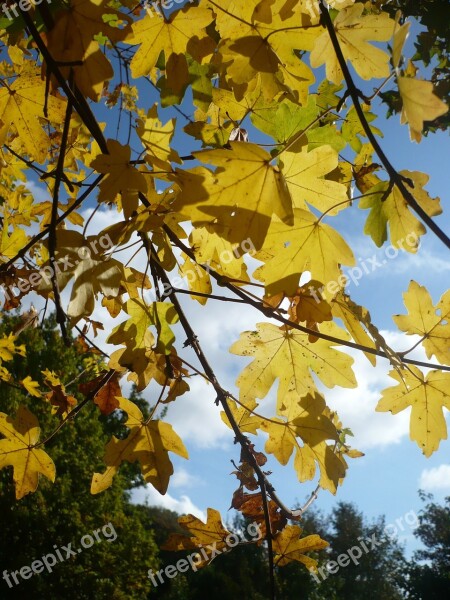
[23,207,443,455]
[162,375,231,448]
[419,464,450,492]
[322,330,431,451]
[170,467,201,489]
[25,180,49,202]
[323,356,408,450]
[132,485,206,520]
[378,248,450,276]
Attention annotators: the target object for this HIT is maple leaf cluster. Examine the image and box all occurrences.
[0,0,448,579]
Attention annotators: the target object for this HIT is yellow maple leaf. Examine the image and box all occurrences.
[211,79,264,124]
[47,0,129,46]
[108,298,178,357]
[210,0,321,102]
[72,41,114,101]
[44,0,130,100]
[90,139,148,219]
[0,220,28,260]
[221,399,261,435]
[286,281,333,331]
[137,104,181,169]
[376,367,450,457]
[35,229,124,321]
[108,347,166,392]
[360,170,442,249]
[255,208,355,296]
[67,257,123,322]
[230,322,356,409]
[272,524,328,569]
[21,375,41,397]
[392,21,410,68]
[310,4,394,84]
[41,368,61,387]
[0,67,66,163]
[127,5,214,79]
[398,77,448,142]
[261,393,347,493]
[91,397,188,494]
[108,298,155,352]
[189,224,249,280]
[0,333,26,362]
[280,144,349,213]
[45,35,114,102]
[0,406,56,499]
[149,302,179,355]
[173,142,294,249]
[162,507,231,563]
[184,119,235,148]
[394,281,450,366]
[179,254,212,306]
[206,0,255,39]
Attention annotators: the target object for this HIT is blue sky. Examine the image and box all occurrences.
[117,15,450,558]
[81,103,450,556]
[3,2,449,563]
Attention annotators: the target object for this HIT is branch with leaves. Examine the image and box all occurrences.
[0,1,449,597]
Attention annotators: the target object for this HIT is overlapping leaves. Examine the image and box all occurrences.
[0,0,448,582]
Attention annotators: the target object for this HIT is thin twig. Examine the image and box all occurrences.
[20,9,108,153]
[74,325,110,358]
[48,74,73,346]
[36,370,116,448]
[0,175,103,275]
[169,287,250,304]
[162,225,450,373]
[141,236,280,598]
[259,477,276,599]
[318,0,450,250]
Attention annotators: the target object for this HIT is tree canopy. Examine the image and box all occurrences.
[403,492,450,600]
[0,0,449,597]
[0,314,159,599]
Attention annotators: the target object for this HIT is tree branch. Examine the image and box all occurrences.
[48,73,73,346]
[318,0,450,250]
[162,225,450,373]
[35,369,116,448]
[0,175,103,275]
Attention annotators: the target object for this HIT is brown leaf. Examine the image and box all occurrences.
[75,336,91,354]
[79,372,121,415]
[230,486,246,510]
[241,496,287,538]
[247,443,268,467]
[46,386,77,418]
[82,318,104,337]
[12,305,39,335]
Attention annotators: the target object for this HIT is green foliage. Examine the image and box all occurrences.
[402,492,450,600]
[0,315,158,599]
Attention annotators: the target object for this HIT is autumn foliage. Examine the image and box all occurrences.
[0,0,449,590]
